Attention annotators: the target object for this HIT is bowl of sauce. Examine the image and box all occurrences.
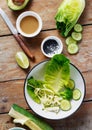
[41,36,63,58]
[16,11,42,37]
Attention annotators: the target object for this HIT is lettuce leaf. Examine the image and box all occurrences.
[55,0,85,37]
[27,54,70,101]
[44,54,70,93]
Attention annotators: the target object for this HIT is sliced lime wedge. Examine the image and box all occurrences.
[15,52,29,69]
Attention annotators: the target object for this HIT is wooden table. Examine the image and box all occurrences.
[0,0,92,130]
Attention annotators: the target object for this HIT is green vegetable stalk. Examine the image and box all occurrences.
[9,104,53,130]
[55,0,85,37]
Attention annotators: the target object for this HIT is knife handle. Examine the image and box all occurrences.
[14,34,35,60]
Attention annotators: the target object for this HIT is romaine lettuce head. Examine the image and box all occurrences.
[55,0,85,37]
[44,54,70,94]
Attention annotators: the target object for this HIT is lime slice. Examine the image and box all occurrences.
[15,52,29,69]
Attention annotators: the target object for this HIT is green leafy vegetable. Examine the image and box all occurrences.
[27,76,44,88]
[55,0,85,37]
[60,88,73,100]
[27,84,41,103]
[27,76,45,103]
[44,54,70,93]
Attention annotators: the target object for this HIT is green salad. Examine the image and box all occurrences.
[27,54,81,113]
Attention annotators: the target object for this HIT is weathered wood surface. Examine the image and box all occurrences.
[0,26,92,81]
[0,0,92,130]
[0,0,92,35]
[0,102,92,130]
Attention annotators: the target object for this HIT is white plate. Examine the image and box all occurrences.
[24,60,86,120]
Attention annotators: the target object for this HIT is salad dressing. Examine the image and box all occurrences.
[20,16,39,34]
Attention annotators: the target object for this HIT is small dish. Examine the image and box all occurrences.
[9,127,26,130]
[24,60,86,120]
[16,11,42,38]
[41,36,63,58]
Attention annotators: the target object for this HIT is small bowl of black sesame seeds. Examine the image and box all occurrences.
[41,36,63,58]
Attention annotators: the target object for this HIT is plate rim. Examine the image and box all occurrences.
[9,127,26,130]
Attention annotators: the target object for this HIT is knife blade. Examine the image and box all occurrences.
[0,8,34,60]
[0,8,18,35]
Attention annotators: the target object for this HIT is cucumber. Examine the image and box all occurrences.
[71,32,82,41]
[67,43,79,54]
[74,24,83,32]
[66,79,75,90]
[65,36,77,45]
[60,99,71,111]
[8,104,53,130]
[65,23,83,55]
[73,89,81,100]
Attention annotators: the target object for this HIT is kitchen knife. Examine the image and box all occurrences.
[0,8,34,60]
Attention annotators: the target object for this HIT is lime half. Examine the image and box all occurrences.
[15,52,29,69]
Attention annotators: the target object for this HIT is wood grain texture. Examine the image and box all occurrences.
[0,0,92,35]
[0,26,92,84]
[0,102,92,130]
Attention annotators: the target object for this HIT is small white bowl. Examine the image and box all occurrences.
[9,127,26,130]
[16,11,42,38]
[41,36,63,58]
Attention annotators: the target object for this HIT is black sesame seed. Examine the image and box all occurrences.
[43,39,59,55]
